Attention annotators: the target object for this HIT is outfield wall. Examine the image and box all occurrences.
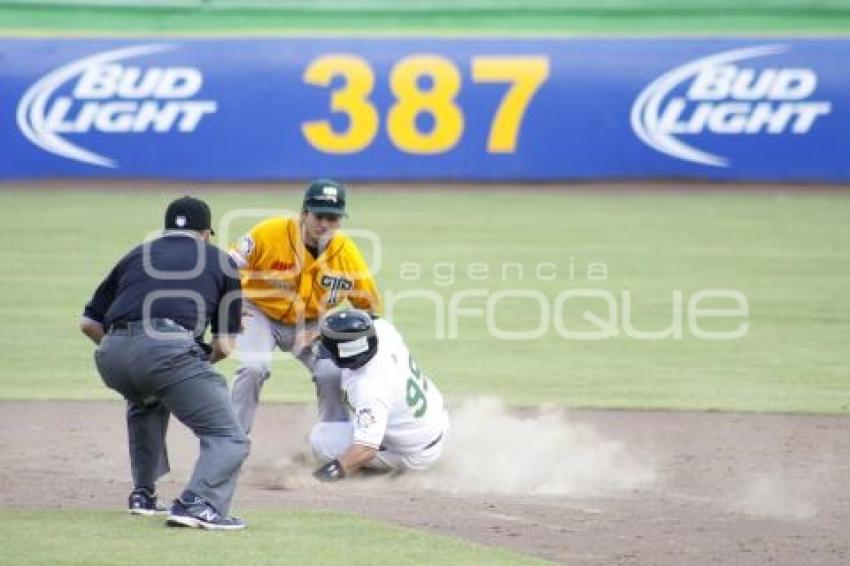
[3,38,848,182]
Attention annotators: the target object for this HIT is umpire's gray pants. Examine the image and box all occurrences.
[95,320,249,517]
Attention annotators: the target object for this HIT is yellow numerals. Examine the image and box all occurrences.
[472,56,550,153]
[387,55,464,154]
[302,54,549,155]
[301,55,379,154]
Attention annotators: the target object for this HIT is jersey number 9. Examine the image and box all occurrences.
[406,354,428,418]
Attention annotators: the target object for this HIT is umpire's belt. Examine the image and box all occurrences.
[108,318,190,335]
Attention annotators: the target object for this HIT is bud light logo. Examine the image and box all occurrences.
[16,44,217,168]
[631,45,832,167]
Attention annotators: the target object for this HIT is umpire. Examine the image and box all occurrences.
[80,196,249,530]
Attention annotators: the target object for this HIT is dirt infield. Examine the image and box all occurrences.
[1,400,848,565]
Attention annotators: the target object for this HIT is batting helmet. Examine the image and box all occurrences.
[320,310,378,369]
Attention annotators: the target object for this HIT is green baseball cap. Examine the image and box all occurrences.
[302,179,347,217]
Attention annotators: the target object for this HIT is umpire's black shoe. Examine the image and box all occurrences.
[166,492,246,531]
[128,487,168,516]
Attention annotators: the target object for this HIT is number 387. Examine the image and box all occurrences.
[301,54,549,155]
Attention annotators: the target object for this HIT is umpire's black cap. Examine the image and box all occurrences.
[164,196,215,235]
[302,179,347,217]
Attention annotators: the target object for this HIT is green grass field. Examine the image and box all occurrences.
[1,187,848,413]
[2,0,850,35]
[0,509,546,565]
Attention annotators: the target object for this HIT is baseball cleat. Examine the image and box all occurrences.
[128,487,168,516]
[166,493,245,530]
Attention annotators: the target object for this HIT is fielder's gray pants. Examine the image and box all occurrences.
[95,319,249,516]
[231,301,347,434]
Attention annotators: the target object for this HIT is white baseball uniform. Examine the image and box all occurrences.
[310,319,449,472]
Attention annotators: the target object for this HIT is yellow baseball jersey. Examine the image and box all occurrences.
[229,217,382,325]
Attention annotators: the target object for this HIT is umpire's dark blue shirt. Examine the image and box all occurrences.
[83,232,242,336]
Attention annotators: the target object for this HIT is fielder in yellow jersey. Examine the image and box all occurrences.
[234,216,380,325]
[228,179,382,434]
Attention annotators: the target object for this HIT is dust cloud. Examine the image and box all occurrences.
[405,397,655,496]
[248,397,655,496]
[731,473,818,520]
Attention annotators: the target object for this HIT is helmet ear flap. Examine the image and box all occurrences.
[322,334,377,369]
[319,334,338,362]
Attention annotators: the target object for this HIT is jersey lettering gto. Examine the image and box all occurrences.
[229,217,381,325]
[342,320,446,454]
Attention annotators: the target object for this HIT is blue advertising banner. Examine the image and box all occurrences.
[0,38,847,181]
